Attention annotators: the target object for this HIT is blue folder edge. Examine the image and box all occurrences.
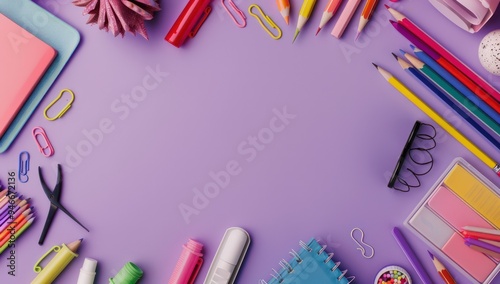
[0,0,80,153]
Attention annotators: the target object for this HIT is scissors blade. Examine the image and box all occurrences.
[51,200,89,232]
[38,204,57,245]
[38,166,62,200]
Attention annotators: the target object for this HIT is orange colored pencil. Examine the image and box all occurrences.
[356,0,379,39]
[0,212,32,246]
[276,0,291,25]
[428,251,456,284]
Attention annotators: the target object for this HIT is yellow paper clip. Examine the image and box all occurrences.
[248,4,282,40]
[32,127,54,157]
[43,89,75,121]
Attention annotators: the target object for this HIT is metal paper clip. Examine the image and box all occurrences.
[189,6,212,38]
[221,0,246,28]
[350,228,375,258]
[18,151,30,183]
[248,4,282,40]
[32,127,54,157]
[43,89,75,121]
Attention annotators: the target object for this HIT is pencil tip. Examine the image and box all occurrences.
[384,3,389,9]
[355,32,360,41]
[372,63,378,68]
[428,250,434,259]
[399,49,406,55]
[391,52,398,59]
[285,16,289,25]
[389,19,396,24]
[292,29,299,43]
[315,27,321,36]
[410,44,416,50]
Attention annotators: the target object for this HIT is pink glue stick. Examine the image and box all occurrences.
[168,239,204,284]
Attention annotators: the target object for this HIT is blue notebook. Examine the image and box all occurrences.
[0,0,80,153]
[261,238,355,284]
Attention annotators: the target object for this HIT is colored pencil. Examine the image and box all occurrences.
[409,45,500,125]
[0,210,31,241]
[293,0,318,43]
[0,196,21,220]
[402,51,500,138]
[394,53,500,150]
[480,239,500,247]
[355,0,379,39]
[465,238,500,253]
[0,204,28,232]
[428,251,456,284]
[462,226,500,236]
[316,0,343,35]
[463,230,500,242]
[385,5,500,104]
[373,63,500,177]
[276,0,290,25]
[390,21,500,124]
[469,244,500,258]
[0,189,8,200]
[0,217,34,254]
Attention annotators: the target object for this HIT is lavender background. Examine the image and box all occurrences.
[1,0,500,283]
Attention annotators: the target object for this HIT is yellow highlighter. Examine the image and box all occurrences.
[293,0,317,43]
[31,238,82,284]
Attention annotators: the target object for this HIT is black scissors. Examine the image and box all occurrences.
[38,164,89,245]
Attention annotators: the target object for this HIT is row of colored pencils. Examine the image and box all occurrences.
[374,5,500,177]
[275,0,380,41]
[0,188,35,254]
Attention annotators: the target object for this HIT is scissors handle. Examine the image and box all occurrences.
[38,205,57,245]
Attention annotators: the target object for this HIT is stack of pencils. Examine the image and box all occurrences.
[0,188,35,254]
[374,5,500,177]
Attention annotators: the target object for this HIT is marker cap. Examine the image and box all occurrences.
[77,258,97,284]
[109,262,143,284]
[164,0,212,48]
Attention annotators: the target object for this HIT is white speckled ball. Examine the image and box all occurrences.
[479,30,500,75]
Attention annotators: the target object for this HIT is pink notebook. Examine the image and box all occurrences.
[0,13,56,137]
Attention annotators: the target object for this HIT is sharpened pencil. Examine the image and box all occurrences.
[373,63,500,177]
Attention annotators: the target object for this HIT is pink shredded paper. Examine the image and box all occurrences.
[73,0,160,39]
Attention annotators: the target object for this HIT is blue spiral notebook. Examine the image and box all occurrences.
[260,238,355,284]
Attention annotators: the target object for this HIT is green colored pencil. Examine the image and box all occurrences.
[403,52,500,137]
[0,217,34,254]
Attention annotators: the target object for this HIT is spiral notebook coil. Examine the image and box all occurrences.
[260,238,355,284]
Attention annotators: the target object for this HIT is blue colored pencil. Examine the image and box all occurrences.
[411,45,500,126]
[394,54,500,150]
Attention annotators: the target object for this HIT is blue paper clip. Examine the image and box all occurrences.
[18,151,30,183]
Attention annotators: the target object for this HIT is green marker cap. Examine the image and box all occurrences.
[109,262,143,284]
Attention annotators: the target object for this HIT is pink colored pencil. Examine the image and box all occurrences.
[385,5,500,104]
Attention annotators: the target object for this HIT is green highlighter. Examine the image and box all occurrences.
[110,262,143,284]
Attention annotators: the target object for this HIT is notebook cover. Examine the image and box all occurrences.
[0,13,56,138]
[265,238,351,284]
[0,0,80,153]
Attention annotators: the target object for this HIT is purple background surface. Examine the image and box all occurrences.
[1,0,500,283]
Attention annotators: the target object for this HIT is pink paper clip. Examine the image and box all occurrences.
[32,127,54,157]
[221,0,246,28]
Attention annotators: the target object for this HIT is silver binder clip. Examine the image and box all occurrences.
[350,227,375,259]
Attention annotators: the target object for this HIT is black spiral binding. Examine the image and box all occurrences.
[388,121,437,192]
[260,239,355,284]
